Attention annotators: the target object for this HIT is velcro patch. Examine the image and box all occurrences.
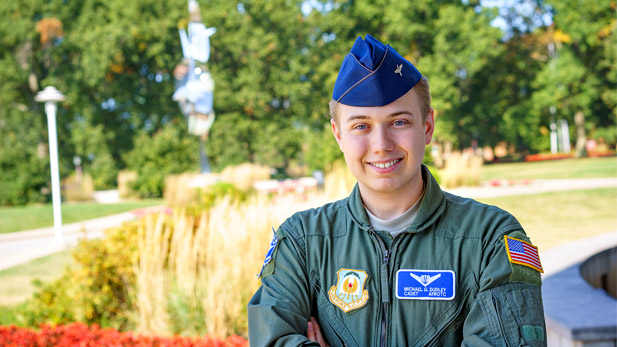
[396,270,456,300]
[504,235,543,273]
[328,268,370,312]
[259,228,279,278]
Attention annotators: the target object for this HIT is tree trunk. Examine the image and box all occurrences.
[574,110,587,158]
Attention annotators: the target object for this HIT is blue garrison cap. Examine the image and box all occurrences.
[332,35,422,107]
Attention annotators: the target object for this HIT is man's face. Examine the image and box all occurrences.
[331,88,434,198]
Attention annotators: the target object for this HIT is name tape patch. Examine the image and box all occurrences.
[396,269,456,300]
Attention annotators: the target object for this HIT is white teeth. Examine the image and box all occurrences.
[372,159,399,169]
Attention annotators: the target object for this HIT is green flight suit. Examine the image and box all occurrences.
[248,165,546,346]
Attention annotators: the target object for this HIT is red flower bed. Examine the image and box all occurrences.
[0,323,248,347]
[524,152,575,162]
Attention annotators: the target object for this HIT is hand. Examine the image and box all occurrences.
[307,316,330,347]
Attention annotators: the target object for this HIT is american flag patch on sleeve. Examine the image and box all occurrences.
[504,235,543,273]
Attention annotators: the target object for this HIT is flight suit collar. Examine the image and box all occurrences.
[346,164,446,234]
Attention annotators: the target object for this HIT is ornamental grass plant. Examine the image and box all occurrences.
[9,166,352,339]
[134,193,335,338]
[440,152,483,188]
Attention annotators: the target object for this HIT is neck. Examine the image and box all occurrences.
[360,175,424,220]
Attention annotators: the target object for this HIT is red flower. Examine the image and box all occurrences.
[0,323,248,346]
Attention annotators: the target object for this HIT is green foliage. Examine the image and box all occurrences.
[124,123,199,198]
[166,283,207,337]
[0,303,26,326]
[532,0,616,152]
[198,182,247,210]
[304,122,343,172]
[203,0,315,171]
[591,125,617,147]
[88,152,118,190]
[0,109,50,206]
[0,0,189,204]
[1,0,615,205]
[18,222,139,330]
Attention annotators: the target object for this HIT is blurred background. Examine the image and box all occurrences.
[0,0,615,345]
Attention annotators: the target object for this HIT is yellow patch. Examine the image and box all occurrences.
[328,268,369,313]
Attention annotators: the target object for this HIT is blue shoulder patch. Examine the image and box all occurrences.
[258,228,280,278]
[263,229,278,266]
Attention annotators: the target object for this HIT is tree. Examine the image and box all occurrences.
[532,0,616,156]
[0,0,194,204]
[2,0,614,205]
[124,122,199,198]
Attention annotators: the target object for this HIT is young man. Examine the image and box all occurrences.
[248,35,546,346]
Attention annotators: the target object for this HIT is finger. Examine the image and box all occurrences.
[311,317,329,347]
[307,321,316,341]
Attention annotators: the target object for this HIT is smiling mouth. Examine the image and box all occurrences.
[369,159,401,169]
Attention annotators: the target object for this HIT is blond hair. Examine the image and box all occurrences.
[329,76,431,122]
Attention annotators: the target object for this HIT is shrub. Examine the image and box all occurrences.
[118,170,139,199]
[164,172,204,207]
[0,323,248,346]
[88,152,118,190]
[220,163,271,191]
[124,124,199,198]
[0,149,49,206]
[304,123,343,173]
[164,175,248,209]
[16,169,350,339]
[440,152,483,188]
[198,182,247,210]
[19,222,139,331]
[0,110,50,206]
[133,194,333,338]
[61,173,94,202]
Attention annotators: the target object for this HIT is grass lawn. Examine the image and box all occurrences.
[479,188,617,252]
[481,157,617,182]
[0,250,73,325]
[0,199,163,234]
[0,250,73,307]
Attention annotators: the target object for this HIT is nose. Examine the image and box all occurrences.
[371,125,394,153]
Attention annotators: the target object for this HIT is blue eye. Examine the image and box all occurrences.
[393,120,407,126]
[354,124,368,130]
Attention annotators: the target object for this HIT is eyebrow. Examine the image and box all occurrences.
[345,111,414,122]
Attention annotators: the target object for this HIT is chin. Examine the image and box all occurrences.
[364,180,403,194]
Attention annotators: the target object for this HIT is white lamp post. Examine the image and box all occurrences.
[35,86,66,246]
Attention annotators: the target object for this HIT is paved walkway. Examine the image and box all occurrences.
[1,177,616,273]
[541,230,617,276]
[0,212,137,272]
[445,177,617,199]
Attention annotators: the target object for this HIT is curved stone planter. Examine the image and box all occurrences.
[542,246,617,346]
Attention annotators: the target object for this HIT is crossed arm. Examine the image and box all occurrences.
[307,317,329,347]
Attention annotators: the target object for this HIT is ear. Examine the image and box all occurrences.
[424,108,435,145]
[331,118,343,150]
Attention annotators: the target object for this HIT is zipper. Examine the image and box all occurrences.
[369,228,406,347]
[381,248,390,347]
[369,228,392,347]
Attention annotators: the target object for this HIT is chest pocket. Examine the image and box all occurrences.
[407,272,479,347]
